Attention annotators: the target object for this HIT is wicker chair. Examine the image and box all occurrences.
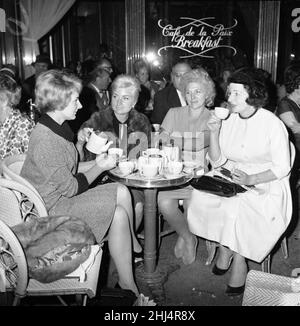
[1,154,42,199]
[1,153,95,196]
[0,177,103,306]
[242,270,300,306]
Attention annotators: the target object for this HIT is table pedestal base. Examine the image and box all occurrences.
[135,264,168,284]
[135,262,180,305]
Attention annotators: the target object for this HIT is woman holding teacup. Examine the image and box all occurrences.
[188,68,293,296]
[77,74,152,257]
[77,74,152,161]
[157,68,216,265]
[20,70,143,298]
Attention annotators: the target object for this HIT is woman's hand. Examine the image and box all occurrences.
[290,123,300,134]
[77,128,93,145]
[99,140,113,153]
[96,153,116,171]
[207,113,222,133]
[231,169,253,185]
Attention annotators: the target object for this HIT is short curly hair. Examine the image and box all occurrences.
[133,59,150,75]
[227,68,268,108]
[283,63,300,94]
[179,68,216,107]
[0,73,21,108]
[35,69,82,114]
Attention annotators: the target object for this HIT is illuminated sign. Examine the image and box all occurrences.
[158,17,238,58]
[292,8,300,33]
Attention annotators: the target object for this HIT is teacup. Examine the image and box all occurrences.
[148,154,163,173]
[86,131,108,154]
[118,161,135,176]
[140,163,159,178]
[108,147,123,159]
[214,107,230,120]
[162,145,180,163]
[142,148,161,157]
[152,124,160,132]
[167,161,183,175]
[183,161,197,174]
[137,156,148,171]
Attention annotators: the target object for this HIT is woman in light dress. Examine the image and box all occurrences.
[188,68,293,296]
[158,68,215,265]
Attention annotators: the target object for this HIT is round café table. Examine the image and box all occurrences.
[108,168,193,286]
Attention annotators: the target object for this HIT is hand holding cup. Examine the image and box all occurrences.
[96,153,116,171]
[214,107,230,120]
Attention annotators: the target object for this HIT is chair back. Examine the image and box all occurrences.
[242,270,300,306]
[0,179,23,226]
[0,178,48,221]
[0,219,29,299]
[2,154,45,206]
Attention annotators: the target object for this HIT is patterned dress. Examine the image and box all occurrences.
[0,109,35,159]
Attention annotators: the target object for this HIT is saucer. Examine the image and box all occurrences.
[112,167,134,177]
[163,172,184,179]
[183,161,202,169]
[138,172,161,180]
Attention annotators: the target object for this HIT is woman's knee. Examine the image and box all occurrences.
[158,198,176,213]
[135,202,144,214]
[117,183,132,202]
[112,205,129,227]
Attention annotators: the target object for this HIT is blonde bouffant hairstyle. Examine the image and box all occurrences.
[111,74,141,103]
[35,69,82,114]
[180,68,216,107]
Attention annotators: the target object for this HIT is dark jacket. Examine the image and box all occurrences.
[20,75,36,116]
[151,84,181,124]
[80,107,152,160]
[69,84,109,134]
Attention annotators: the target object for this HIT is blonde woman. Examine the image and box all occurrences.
[21,70,142,299]
[158,68,216,265]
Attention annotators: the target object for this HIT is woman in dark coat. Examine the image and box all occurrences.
[77,74,152,240]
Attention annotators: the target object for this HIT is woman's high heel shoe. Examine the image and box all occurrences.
[225,284,245,296]
[133,249,144,267]
[212,256,233,276]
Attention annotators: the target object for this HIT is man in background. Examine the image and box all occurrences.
[20,54,52,120]
[69,66,111,134]
[151,60,192,124]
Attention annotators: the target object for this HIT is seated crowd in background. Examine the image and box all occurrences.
[133,58,162,119]
[0,52,299,300]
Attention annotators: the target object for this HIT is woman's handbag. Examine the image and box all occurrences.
[190,175,247,197]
